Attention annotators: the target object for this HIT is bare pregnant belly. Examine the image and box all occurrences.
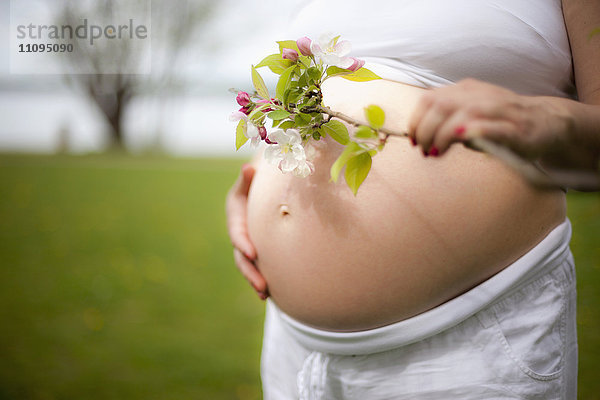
[247,78,566,332]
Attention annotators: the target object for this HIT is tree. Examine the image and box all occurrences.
[56,0,215,149]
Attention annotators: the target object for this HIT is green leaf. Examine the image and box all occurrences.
[297,72,308,88]
[269,64,292,75]
[364,105,385,129]
[354,125,377,139]
[306,67,321,83]
[325,66,350,78]
[321,120,350,145]
[330,142,360,183]
[294,113,312,127]
[340,68,381,82]
[325,66,381,82]
[255,53,293,75]
[235,120,248,150]
[277,40,300,54]
[279,121,295,130]
[256,53,280,68]
[276,65,296,101]
[267,110,291,120]
[298,55,311,67]
[251,66,269,99]
[247,103,270,124]
[345,151,372,195]
[286,88,303,105]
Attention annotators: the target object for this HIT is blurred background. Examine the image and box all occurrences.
[0,1,598,399]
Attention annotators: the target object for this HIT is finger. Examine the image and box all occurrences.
[407,92,435,142]
[225,190,256,259]
[238,163,255,195]
[463,120,530,155]
[431,111,471,155]
[465,120,516,143]
[226,164,257,260]
[414,101,454,155]
[233,248,268,297]
[229,223,257,260]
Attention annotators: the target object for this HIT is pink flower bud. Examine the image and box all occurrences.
[258,126,268,140]
[236,91,251,107]
[239,106,251,115]
[256,99,274,112]
[282,48,299,62]
[347,58,365,72]
[296,37,312,56]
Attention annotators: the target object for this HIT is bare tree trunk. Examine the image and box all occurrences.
[86,74,131,149]
[57,0,217,152]
[108,87,130,148]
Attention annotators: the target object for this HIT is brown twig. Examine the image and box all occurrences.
[466,138,600,191]
[318,105,403,137]
[317,105,600,191]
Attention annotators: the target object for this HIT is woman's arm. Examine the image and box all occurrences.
[408,0,600,180]
[564,0,600,105]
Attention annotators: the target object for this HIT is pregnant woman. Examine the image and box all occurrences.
[227,0,600,398]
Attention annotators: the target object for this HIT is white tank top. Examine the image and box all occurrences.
[287,0,575,98]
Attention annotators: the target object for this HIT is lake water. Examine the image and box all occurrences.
[0,90,254,158]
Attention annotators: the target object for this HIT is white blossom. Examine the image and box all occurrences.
[228,111,246,122]
[310,33,353,69]
[245,123,262,147]
[264,129,314,177]
[228,111,261,147]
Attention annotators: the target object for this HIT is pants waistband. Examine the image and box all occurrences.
[269,219,573,355]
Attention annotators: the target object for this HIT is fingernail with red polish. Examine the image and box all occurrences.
[454,126,466,138]
[429,146,439,157]
[422,148,429,157]
[409,136,417,146]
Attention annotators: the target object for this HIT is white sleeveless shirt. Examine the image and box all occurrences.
[287,0,575,98]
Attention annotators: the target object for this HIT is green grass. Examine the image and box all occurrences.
[567,191,600,400]
[0,154,264,400]
[0,153,598,400]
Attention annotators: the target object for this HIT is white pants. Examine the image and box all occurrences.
[261,220,577,399]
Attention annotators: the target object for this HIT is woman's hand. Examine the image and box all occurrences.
[407,79,577,160]
[226,163,268,300]
[408,79,600,189]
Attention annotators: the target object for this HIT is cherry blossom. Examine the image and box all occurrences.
[296,37,312,56]
[236,91,251,107]
[228,112,262,147]
[310,33,353,69]
[264,129,314,177]
[347,57,365,72]
[282,48,299,62]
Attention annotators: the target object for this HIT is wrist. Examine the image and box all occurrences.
[539,96,600,171]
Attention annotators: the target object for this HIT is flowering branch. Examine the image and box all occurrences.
[230,33,599,193]
[230,33,384,194]
[317,105,405,138]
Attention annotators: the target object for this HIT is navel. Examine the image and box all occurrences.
[279,204,291,217]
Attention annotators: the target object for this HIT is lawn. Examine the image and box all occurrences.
[0,153,598,400]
